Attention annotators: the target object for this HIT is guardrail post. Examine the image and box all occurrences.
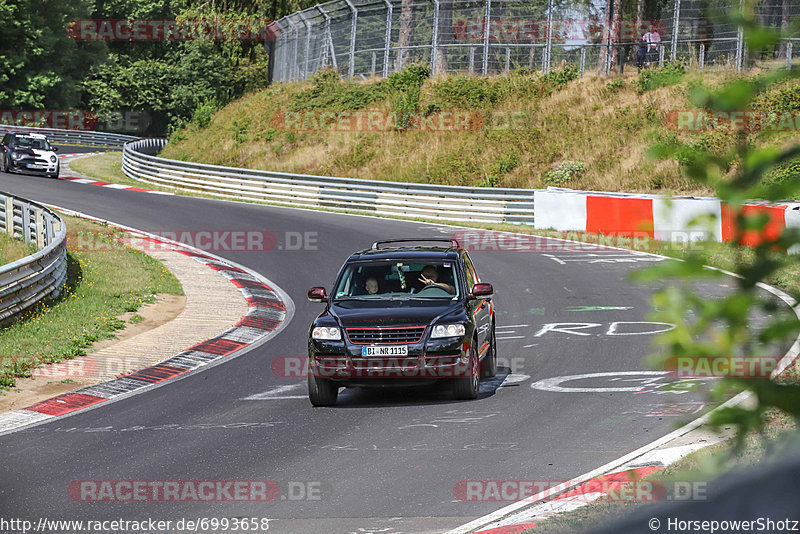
[382,0,393,77]
[344,0,358,78]
[35,209,45,248]
[3,197,11,235]
[21,204,31,242]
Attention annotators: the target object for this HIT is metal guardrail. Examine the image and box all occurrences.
[0,192,68,326]
[122,138,536,225]
[0,124,136,148]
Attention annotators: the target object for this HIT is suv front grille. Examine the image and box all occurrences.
[346,326,426,344]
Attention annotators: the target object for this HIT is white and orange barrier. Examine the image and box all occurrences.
[534,188,800,250]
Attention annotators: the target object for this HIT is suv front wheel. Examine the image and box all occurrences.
[308,372,339,406]
[452,342,480,400]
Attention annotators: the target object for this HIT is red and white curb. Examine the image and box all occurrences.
[57,175,174,195]
[58,152,104,158]
[0,208,294,436]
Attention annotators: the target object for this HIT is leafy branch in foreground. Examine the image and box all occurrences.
[635,0,800,454]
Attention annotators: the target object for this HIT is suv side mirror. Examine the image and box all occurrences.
[308,287,328,302]
[470,283,493,298]
[52,146,58,152]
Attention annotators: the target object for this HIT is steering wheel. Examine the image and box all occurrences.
[415,285,450,296]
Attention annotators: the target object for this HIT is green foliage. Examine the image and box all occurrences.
[543,160,585,185]
[636,61,687,94]
[541,64,579,89]
[191,99,219,129]
[606,78,625,94]
[640,10,800,452]
[0,0,105,109]
[429,76,502,109]
[291,69,384,111]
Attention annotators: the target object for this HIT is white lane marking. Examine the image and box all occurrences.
[606,321,676,336]
[522,343,538,348]
[531,371,667,393]
[497,324,529,328]
[496,335,525,340]
[242,383,306,400]
[534,323,601,337]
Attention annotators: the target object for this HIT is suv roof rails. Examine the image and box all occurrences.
[371,238,460,250]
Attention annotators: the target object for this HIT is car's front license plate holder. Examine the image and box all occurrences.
[27,164,45,169]
[362,345,408,357]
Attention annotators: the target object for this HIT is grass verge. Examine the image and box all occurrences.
[0,233,37,265]
[0,214,183,389]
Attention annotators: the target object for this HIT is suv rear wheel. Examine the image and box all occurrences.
[452,342,480,400]
[308,373,339,406]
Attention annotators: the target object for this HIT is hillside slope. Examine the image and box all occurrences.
[162,64,800,195]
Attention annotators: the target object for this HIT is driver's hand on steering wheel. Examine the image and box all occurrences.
[419,274,435,286]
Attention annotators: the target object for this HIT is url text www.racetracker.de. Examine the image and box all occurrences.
[0,516,271,533]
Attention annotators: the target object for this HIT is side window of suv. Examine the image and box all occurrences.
[1,134,10,146]
[462,253,477,289]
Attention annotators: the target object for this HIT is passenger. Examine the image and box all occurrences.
[365,276,380,295]
[417,265,455,294]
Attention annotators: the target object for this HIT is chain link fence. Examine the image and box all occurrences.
[270,0,800,81]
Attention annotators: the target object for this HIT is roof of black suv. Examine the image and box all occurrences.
[349,239,462,262]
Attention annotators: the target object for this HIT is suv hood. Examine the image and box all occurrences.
[330,299,462,328]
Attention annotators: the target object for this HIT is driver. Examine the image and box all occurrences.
[417,265,455,294]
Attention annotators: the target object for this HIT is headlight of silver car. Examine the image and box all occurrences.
[50,155,57,163]
[312,326,342,340]
[430,324,466,338]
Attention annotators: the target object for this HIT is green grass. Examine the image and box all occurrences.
[0,215,183,389]
[0,232,37,265]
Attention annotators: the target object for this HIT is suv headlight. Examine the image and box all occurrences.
[11,152,22,159]
[50,155,57,163]
[430,324,466,338]
[312,326,342,340]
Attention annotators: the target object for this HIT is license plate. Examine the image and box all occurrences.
[26,164,44,169]
[362,345,408,357]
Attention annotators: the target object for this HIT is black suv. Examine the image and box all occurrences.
[307,238,496,406]
[1,132,60,178]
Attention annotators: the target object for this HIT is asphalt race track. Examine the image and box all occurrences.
[0,147,787,533]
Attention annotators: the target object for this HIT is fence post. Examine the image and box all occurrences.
[344,0,358,78]
[735,0,744,72]
[35,209,44,249]
[505,47,510,73]
[317,6,338,71]
[580,46,585,76]
[382,0,393,77]
[3,197,11,235]
[298,11,312,80]
[699,42,705,70]
[671,0,680,61]
[788,42,793,70]
[482,0,492,75]
[544,0,553,73]
[288,18,299,80]
[469,46,475,74]
[431,0,440,74]
[604,0,615,76]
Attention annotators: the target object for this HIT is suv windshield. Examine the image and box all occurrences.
[334,260,459,300]
[16,136,50,150]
